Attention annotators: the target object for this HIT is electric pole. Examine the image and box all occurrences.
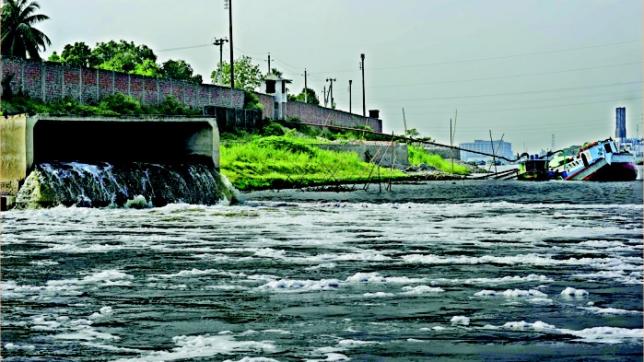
[360,53,366,117]
[267,53,271,74]
[349,80,353,114]
[326,78,336,109]
[213,37,228,69]
[225,0,234,89]
[304,69,308,103]
[402,107,407,135]
[323,85,327,107]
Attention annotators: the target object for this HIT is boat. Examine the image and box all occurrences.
[518,138,638,181]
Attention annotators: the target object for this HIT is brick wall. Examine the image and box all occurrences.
[2,58,382,133]
[284,101,382,133]
[255,91,382,133]
[1,58,244,109]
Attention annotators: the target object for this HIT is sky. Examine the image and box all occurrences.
[37,0,643,152]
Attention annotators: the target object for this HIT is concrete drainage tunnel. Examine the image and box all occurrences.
[1,115,234,209]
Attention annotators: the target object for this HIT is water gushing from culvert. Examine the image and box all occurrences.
[15,161,237,208]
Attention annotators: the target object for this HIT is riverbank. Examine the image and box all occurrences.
[219,122,472,191]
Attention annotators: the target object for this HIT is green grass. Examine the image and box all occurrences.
[220,134,407,190]
[408,145,470,175]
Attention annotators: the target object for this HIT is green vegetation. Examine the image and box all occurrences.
[288,87,320,105]
[211,56,263,91]
[1,93,200,117]
[48,40,203,83]
[220,132,406,190]
[408,145,470,175]
[1,0,51,59]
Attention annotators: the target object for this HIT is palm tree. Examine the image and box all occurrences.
[1,0,51,59]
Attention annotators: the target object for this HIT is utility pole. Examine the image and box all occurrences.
[267,53,271,74]
[349,80,353,114]
[213,37,228,69]
[304,69,308,103]
[326,78,336,109]
[402,107,408,135]
[489,130,498,173]
[360,53,366,117]
[225,0,234,89]
[323,85,328,107]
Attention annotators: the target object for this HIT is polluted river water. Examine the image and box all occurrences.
[1,179,643,361]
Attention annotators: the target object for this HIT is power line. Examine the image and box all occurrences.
[369,61,642,89]
[379,80,643,103]
[308,39,641,75]
[157,43,212,52]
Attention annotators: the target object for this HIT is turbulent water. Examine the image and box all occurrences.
[2,181,643,361]
[15,162,234,208]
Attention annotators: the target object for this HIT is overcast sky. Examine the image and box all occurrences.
[38,0,642,152]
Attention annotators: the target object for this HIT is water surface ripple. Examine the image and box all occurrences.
[2,181,643,361]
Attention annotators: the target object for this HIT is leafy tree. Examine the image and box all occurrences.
[48,42,94,67]
[1,0,51,59]
[288,87,320,105]
[161,59,203,84]
[92,40,158,74]
[405,128,420,137]
[211,56,262,91]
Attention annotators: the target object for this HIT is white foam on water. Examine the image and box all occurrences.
[3,343,36,351]
[450,316,470,326]
[149,269,223,280]
[363,292,395,298]
[345,272,426,284]
[254,248,287,258]
[46,243,124,254]
[305,263,338,270]
[258,278,342,292]
[222,358,280,362]
[30,260,59,266]
[90,306,114,320]
[560,287,589,298]
[401,254,641,272]
[475,289,548,299]
[48,270,134,289]
[583,306,642,315]
[482,320,644,344]
[400,285,445,295]
[111,334,276,362]
[338,339,377,347]
[263,329,291,335]
[573,270,642,285]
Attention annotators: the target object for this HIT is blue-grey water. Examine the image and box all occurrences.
[2,180,643,361]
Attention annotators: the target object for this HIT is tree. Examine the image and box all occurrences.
[161,59,203,84]
[91,40,158,74]
[1,0,51,59]
[48,42,94,67]
[288,87,320,105]
[211,55,262,91]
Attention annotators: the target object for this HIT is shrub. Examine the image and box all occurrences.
[98,93,142,115]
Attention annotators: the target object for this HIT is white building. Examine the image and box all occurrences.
[264,73,292,120]
[459,140,514,162]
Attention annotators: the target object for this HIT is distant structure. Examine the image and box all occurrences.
[460,140,513,163]
[615,107,626,140]
[264,73,292,120]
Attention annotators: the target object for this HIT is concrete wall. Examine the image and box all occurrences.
[2,58,383,133]
[423,146,460,160]
[0,114,27,195]
[256,92,382,133]
[317,141,409,168]
[0,115,221,198]
[1,57,244,108]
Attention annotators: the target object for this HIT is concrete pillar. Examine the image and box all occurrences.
[79,67,83,103]
[96,70,100,100]
[127,74,131,96]
[112,71,116,94]
[156,78,160,104]
[41,62,46,102]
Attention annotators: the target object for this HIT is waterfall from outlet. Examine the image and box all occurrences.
[15,161,237,208]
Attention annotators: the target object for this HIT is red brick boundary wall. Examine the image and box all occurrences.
[255,92,382,133]
[1,58,244,109]
[2,58,382,133]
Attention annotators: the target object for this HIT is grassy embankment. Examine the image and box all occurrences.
[1,94,469,191]
[408,145,470,175]
[220,127,408,190]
